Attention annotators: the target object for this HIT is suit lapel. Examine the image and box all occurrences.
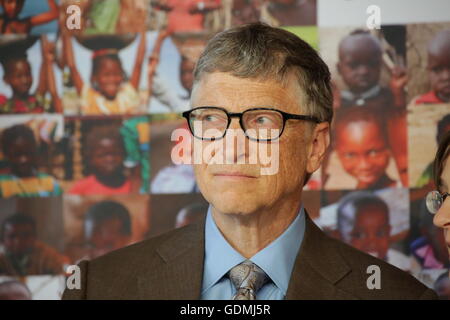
[137,211,357,300]
[137,219,206,300]
[286,213,357,300]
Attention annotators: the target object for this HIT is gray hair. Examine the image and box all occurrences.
[193,23,333,123]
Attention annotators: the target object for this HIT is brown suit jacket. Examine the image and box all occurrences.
[62,213,437,300]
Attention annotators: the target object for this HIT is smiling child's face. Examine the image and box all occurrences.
[92,58,124,100]
[350,205,391,260]
[4,59,33,97]
[6,136,37,177]
[90,137,124,177]
[336,120,390,188]
[337,34,382,94]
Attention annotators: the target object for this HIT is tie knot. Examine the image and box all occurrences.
[228,260,269,300]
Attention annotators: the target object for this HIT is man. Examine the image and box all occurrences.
[63,23,437,300]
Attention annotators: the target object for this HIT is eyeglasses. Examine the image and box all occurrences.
[182,106,320,142]
[426,190,450,214]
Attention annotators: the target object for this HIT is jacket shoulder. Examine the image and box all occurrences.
[62,224,199,300]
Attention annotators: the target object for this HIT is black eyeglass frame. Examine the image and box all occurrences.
[182,106,321,141]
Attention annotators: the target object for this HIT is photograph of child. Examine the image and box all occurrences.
[60,28,192,115]
[324,106,400,190]
[320,26,407,110]
[0,0,59,35]
[62,30,147,115]
[0,197,68,276]
[408,104,450,188]
[408,23,450,105]
[0,34,62,113]
[148,32,208,113]
[63,194,150,263]
[0,114,64,197]
[316,188,410,271]
[63,116,149,195]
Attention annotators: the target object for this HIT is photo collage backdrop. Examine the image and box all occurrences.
[0,0,448,299]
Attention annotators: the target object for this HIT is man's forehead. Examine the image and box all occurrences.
[191,72,304,112]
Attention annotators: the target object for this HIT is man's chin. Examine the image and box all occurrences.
[209,192,261,216]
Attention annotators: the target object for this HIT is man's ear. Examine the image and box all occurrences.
[306,122,330,174]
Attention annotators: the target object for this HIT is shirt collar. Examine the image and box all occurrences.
[202,206,306,296]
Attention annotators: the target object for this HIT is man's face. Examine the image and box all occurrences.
[427,51,450,102]
[2,223,35,257]
[336,120,390,187]
[190,72,326,216]
[350,206,391,260]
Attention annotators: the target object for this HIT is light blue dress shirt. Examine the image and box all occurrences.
[201,206,306,300]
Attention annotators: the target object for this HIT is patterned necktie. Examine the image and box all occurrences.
[228,260,269,300]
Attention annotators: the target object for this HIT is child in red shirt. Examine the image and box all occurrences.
[413,29,450,105]
[69,125,131,195]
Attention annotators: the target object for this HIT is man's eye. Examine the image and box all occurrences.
[204,115,219,122]
[255,116,270,124]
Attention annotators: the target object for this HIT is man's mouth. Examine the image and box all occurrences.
[213,171,257,179]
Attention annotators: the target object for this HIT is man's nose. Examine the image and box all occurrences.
[434,198,450,229]
[224,118,247,164]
